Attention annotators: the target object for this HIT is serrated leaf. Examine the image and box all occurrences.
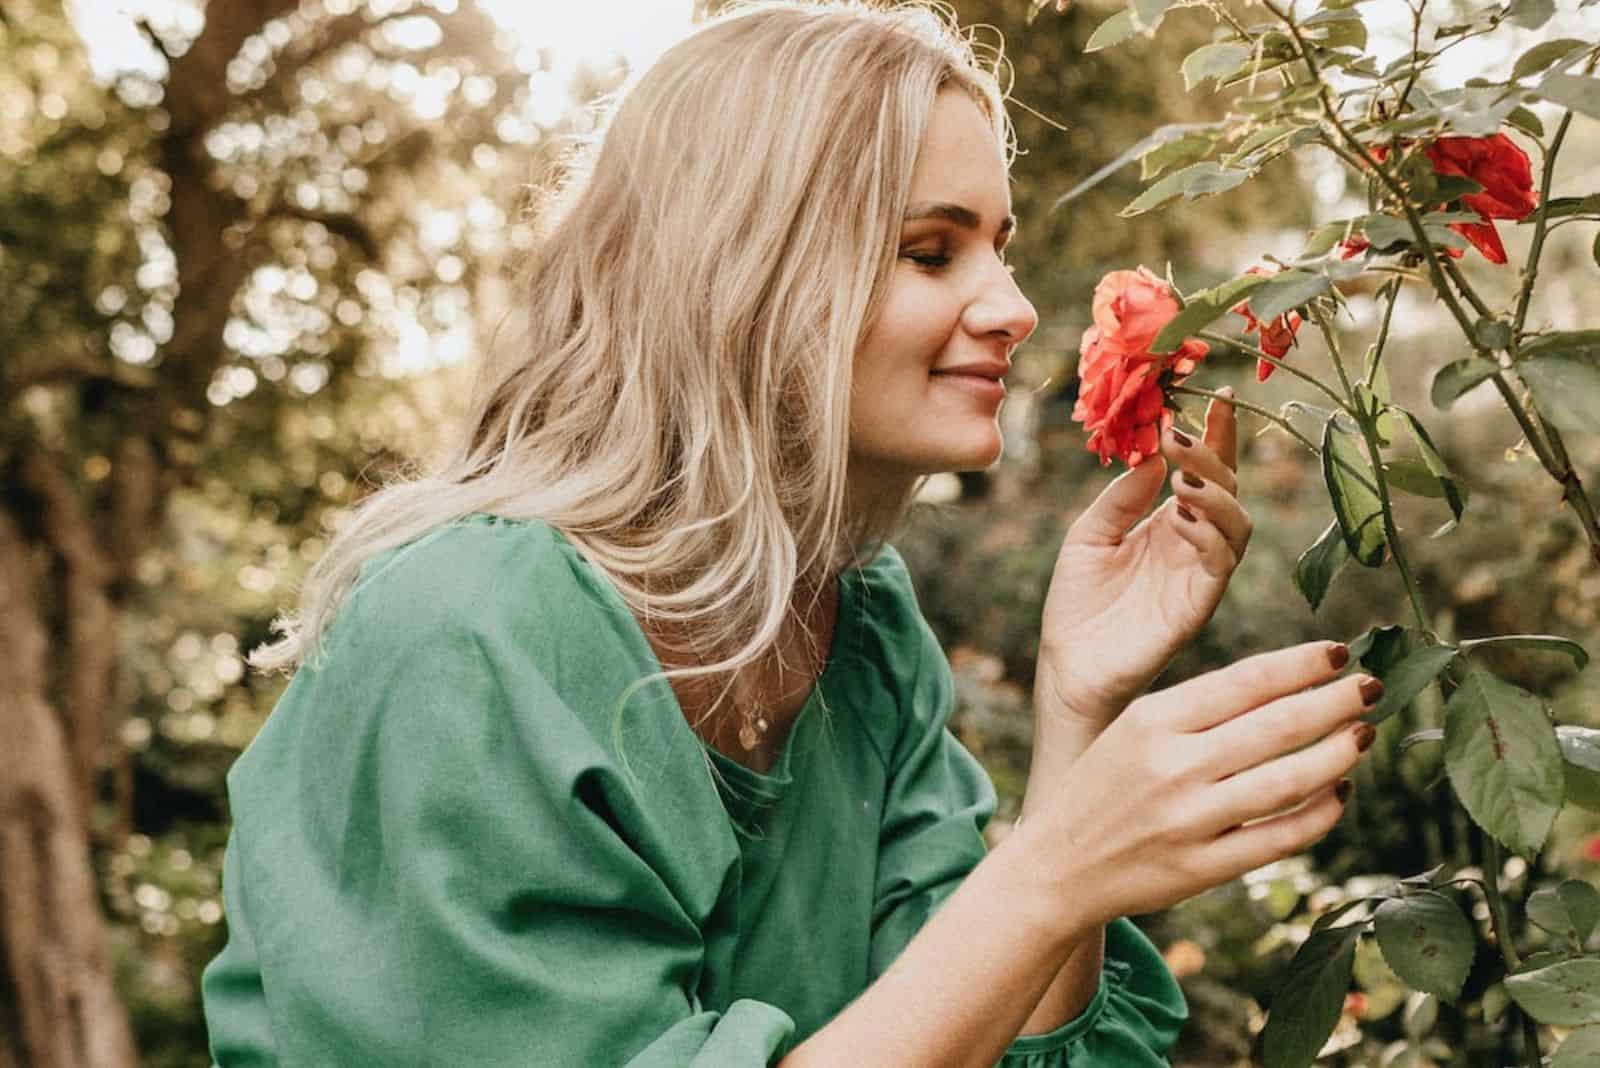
[1504,958,1600,1026]
[1295,518,1349,612]
[1443,666,1564,855]
[1365,644,1458,726]
[1528,881,1600,945]
[1431,359,1497,409]
[1140,132,1218,180]
[1374,891,1476,1002]
[1249,270,1331,322]
[1512,38,1591,81]
[1457,634,1588,670]
[1506,104,1547,139]
[1518,352,1600,434]
[1262,924,1361,1068]
[1322,420,1386,567]
[1536,73,1600,120]
[1149,272,1269,353]
[1085,8,1136,52]
[1183,42,1252,91]
[1553,1027,1600,1068]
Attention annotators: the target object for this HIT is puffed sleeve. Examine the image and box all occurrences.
[865,565,1188,1066]
[201,525,796,1066]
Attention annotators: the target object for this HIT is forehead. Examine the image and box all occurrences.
[907,90,1010,210]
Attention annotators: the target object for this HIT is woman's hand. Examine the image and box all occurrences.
[1036,391,1251,733]
[1020,641,1380,926]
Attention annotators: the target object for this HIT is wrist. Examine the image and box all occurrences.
[987,814,1104,954]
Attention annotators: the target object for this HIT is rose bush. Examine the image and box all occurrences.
[1044,1,1600,1066]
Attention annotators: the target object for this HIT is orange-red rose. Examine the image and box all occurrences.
[1231,266,1303,382]
[1073,267,1208,467]
[1422,134,1538,264]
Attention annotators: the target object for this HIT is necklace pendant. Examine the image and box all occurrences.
[738,721,760,751]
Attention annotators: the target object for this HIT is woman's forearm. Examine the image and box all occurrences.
[1016,708,1110,1036]
[777,823,1097,1068]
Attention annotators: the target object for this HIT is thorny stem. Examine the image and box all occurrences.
[1169,384,1321,456]
[1441,258,1493,321]
[1364,279,1400,383]
[1482,835,1544,1067]
[1196,330,1350,409]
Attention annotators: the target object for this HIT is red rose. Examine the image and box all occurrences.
[1583,834,1600,863]
[1422,134,1538,264]
[1073,267,1208,467]
[1231,266,1303,382]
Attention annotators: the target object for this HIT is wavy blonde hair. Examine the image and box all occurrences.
[250,0,1011,737]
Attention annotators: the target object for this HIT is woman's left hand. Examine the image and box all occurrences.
[1035,390,1251,733]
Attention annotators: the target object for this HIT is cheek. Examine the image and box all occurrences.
[862,283,959,377]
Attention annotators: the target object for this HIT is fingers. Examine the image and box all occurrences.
[1066,455,1168,546]
[1203,672,1381,780]
[1162,640,1352,732]
[1201,782,1349,885]
[1203,386,1239,472]
[1164,496,1237,579]
[1197,713,1368,835]
[1161,423,1237,496]
[1170,468,1252,559]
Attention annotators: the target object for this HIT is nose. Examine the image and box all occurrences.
[964,258,1038,347]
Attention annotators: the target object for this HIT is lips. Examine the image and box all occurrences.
[931,363,1009,380]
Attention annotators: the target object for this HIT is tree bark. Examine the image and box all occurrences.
[0,510,139,1068]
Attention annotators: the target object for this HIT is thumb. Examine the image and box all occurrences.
[1068,455,1168,546]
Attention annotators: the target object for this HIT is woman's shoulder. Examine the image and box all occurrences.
[326,512,624,657]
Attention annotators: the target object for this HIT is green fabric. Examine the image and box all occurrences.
[202,513,1186,1066]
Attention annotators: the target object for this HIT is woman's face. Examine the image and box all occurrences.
[848,89,1038,497]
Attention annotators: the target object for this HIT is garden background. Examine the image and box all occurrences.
[2,0,1597,1065]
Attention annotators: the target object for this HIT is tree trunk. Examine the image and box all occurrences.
[0,510,138,1068]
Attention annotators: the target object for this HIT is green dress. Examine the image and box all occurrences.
[201,513,1186,1066]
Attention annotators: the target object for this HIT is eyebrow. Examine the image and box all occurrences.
[904,201,1016,238]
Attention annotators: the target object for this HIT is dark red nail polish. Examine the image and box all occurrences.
[1359,677,1384,705]
[1354,724,1376,752]
[1327,643,1350,670]
[1171,429,1194,448]
[1336,779,1353,803]
[1176,504,1197,523]
[1182,472,1205,489]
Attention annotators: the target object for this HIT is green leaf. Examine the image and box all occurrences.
[1593,228,1600,270]
[1262,924,1361,1068]
[1430,359,1497,409]
[1322,419,1386,567]
[1457,634,1589,670]
[1085,8,1136,52]
[1536,73,1600,120]
[1512,38,1591,81]
[1149,272,1269,353]
[1365,644,1458,726]
[1131,0,1175,31]
[1522,330,1600,358]
[1527,880,1600,945]
[1506,104,1547,139]
[1443,666,1564,855]
[1382,459,1447,498]
[1507,0,1557,29]
[1373,891,1476,1002]
[1559,725,1600,812]
[1249,270,1331,322]
[1395,410,1466,522]
[1504,958,1600,1026]
[1140,132,1218,180]
[1295,518,1349,612]
[1120,164,1195,216]
[1351,623,1409,676]
[1474,318,1513,351]
[1518,352,1600,434]
[1363,214,1414,251]
[1553,1028,1600,1068]
[1182,42,1252,91]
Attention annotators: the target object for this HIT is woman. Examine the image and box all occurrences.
[202,2,1378,1065]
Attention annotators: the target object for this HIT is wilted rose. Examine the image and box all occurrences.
[1073,267,1208,467]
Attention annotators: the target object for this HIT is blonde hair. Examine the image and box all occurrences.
[250,0,1011,739]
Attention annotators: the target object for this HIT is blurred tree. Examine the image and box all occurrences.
[0,0,600,1062]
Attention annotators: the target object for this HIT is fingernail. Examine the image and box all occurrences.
[1354,723,1377,752]
[1182,472,1205,489]
[1335,779,1353,803]
[1359,677,1384,705]
[1327,643,1350,670]
[1176,504,1198,523]
[1171,429,1194,448]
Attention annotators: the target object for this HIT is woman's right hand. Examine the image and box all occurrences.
[1022,639,1379,927]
